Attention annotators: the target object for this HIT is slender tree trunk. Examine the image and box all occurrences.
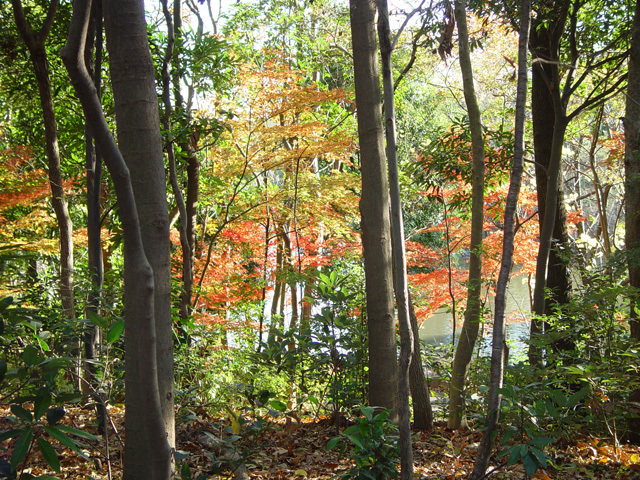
[83,0,107,433]
[172,0,200,317]
[350,0,398,418]
[408,291,433,430]
[62,0,173,477]
[624,0,640,444]
[12,0,75,320]
[377,1,413,475]
[102,0,175,469]
[470,0,531,475]
[588,106,611,259]
[160,0,192,321]
[447,0,485,430]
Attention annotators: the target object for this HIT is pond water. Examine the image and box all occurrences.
[418,274,533,357]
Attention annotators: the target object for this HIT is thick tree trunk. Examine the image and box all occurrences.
[349,0,398,418]
[624,0,640,445]
[470,0,531,475]
[62,0,173,477]
[530,24,573,316]
[377,1,413,475]
[527,2,572,365]
[12,0,75,320]
[447,0,485,430]
[102,0,175,469]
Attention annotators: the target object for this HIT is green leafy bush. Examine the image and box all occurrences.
[327,406,399,479]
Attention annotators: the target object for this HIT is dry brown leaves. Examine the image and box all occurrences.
[1,405,640,479]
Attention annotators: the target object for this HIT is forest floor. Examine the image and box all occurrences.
[1,404,640,479]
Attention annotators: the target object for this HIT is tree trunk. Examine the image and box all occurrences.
[62,0,173,477]
[377,1,413,475]
[530,22,573,317]
[447,0,485,430]
[349,0,398,418]
[12,0,75,320]
[408,291,433,431]
[83,0,107,434]
[160,0,192,321]
[624,0,640,444]
[172,0,200,318]
[527,1,572,365]
[470,0,531,475]
[102,0,175,469]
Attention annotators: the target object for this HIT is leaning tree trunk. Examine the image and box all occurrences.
[350,0,398,418]
[377,0,413,475]
[470,0,531,475]
[447,0,486,430]
[624,0,640,445]
[62,0,173,477]
[12,0,75,320]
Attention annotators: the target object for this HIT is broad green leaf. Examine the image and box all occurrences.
[567,387,590,408]
[10,427,33,471]
[107,320,124,343]
[505,445,521,466]
[86,310,108,328]
[22,344,40,366]
[530,436,554,447]
[174,450,189,461]
[0,428,24,442]
[11,404,32,422]
[326,437,341,450]
[0,296,13,312]
[269,399,287,412]
[180,461,192,480]
[56,424,101,441]
[343,425,360,435]
[523,452,539,477]
[37,438,60,473]
[44,426,91,462]
[34,390,52,421]
[345,433,365,450]
[37,337,50,351]
[529,445,549,467]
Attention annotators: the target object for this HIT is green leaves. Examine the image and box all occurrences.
[107,319,124,344]
[10,427,33,471]
[36,437,61,473]
[326,406,399,479]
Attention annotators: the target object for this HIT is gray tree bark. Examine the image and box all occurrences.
[62,0,173,477]
[447,0,486,430]
[102,0,175,460]
[349,0,398,417]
